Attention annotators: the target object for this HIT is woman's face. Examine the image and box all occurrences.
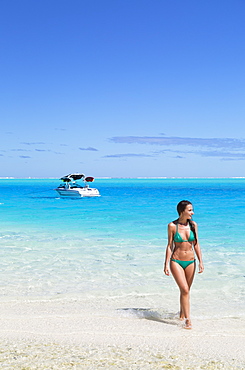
[181,204,194,219]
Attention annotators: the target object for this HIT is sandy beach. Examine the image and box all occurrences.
[0,299,244,369]
[1,178,245,369]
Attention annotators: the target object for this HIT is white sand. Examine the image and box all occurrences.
[0,299,244,369]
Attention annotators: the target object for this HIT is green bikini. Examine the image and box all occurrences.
[171,223,196,269]
[171,258,195,269]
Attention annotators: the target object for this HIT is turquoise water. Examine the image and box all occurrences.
[0,178,244,319]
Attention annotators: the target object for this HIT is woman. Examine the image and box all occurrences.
[164,200,204,329]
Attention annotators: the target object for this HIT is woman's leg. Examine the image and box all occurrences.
[170,261,195,323]
[182,262,196,327]
[185,261,196,289]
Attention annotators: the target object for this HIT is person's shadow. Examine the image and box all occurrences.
[117,308,180,326]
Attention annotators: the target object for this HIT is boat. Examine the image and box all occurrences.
[55,173,100,197]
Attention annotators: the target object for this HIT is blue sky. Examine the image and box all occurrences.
[1,0,245,178]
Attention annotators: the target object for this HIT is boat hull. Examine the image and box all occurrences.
[55,188,100,197]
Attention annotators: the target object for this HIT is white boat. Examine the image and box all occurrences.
[55,173,100,197]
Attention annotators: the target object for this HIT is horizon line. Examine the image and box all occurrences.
[1,176,245,180]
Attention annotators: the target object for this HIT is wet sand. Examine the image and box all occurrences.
[0,299,244,369]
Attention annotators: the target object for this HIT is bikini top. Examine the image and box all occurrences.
[173,223,195,243]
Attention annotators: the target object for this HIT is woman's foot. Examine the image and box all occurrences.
[183,318,192,329]
[179,310,184,320]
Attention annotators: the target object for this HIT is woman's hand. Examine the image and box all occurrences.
[164,265,171,276]
[198,263,204,273]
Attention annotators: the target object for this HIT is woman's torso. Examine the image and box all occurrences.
[171,222,195,261]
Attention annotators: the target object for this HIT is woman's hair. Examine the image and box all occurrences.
[176,200,197,240]
[177,200,192,215]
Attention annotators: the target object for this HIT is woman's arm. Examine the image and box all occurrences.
[164,223,174,276]
[193,222,204,273]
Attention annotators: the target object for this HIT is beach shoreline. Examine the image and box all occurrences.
[1,178,245,368]
[0,298,244,369]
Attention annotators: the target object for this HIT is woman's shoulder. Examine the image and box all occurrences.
[168,220,177,229]
[190,220,198,229]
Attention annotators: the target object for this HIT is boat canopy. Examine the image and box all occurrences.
[60,174,95,182]
[60,173,85,182]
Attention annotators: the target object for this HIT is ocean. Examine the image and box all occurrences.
[0,178,245,321]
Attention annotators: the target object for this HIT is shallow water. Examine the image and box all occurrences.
[0,178,244,320]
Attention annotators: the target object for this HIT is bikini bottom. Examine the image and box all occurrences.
[171,258,196,269]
